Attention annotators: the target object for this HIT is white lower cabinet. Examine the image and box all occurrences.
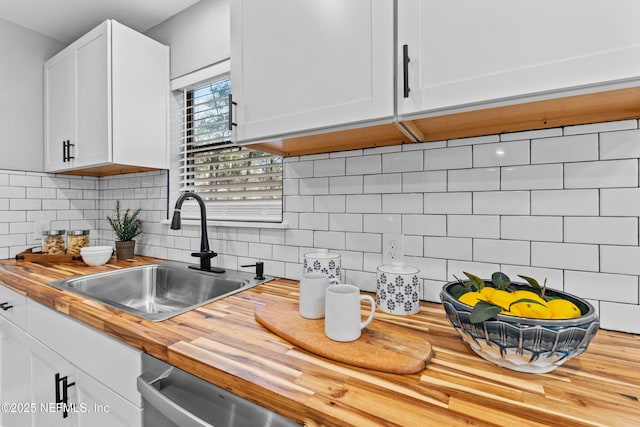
[0,288,142,427]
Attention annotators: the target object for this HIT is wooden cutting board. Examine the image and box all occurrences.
[255,301,433,375]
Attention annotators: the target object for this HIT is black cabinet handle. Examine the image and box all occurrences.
[402,44,411,98]
[228,94,237,131]
[0,302,13,311]
[62,140,75,162]
[55,373,76,419]
[62,140,67,162]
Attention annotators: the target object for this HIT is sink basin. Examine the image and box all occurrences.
[48,261,272,321]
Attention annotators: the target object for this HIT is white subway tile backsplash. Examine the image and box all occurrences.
[404,235,423,256]
[346,155,381,175]
[599,302,640,334]
[363,173,402,194]
[565,217,638,245]
[284,160,314,179]
[448,215,499,238]
[448,134,500,147]
[424,236,472,260]
[531,134,598,164]
[565,159,638,189]
[382,194,423,214]
[345,232,381,252]
[314,231,345,250]
[564,119,638,136]
[346,194,381,213]
[499,265,564,289]
[424,146,472,170]
[314,158,345,177]
[601,188,640,216]
[382,151,423,173]
[501,164,563,190]
[473,239,530,265]
[329,176,363,194]
[402,171,447,193]
[299,177,329,195]
[285,229,314,247]
[448,168,500,192]
[500,128,563,141]
[531,242,598,271]
[415,257,447,280]
[473,140,530,167]
[501,216,563,242]
[424,192,472,214]
[601,245,640,276]
[565,270,638,304]
[329,213,362,232]
[600,129,640,160]
[403,214,446,236]
[473,191,530,215]
[285,195,313,212]
[363,214,402,233]
[531,189,599,216]
[447,260,499,281]
[300,212,329,230]
[314,195,345,213]
[10,199,40,210]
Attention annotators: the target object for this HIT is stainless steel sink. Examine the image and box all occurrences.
[48,261,272,321]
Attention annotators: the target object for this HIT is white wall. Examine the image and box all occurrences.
[145,0,230,80]
[0,18,63,172]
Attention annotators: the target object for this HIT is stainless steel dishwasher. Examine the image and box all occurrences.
[138,353,301,427]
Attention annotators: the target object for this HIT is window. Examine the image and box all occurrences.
[176,74,283,222]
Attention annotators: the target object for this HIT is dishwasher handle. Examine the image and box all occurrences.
[137,375,215,427]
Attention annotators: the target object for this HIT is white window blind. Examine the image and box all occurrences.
[177,75,283,222]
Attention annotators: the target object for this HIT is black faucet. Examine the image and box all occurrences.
[170,192,225,273]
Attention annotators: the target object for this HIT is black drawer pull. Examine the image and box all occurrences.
[0,302,13,311]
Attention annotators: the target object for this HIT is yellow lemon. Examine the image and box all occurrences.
[511,300,552,319]
[487,289,517,311]
[511,290,546,304]
[479,286,496,300]
[501,305,523,317]
[548,299,582,319]
[458,291,486,307]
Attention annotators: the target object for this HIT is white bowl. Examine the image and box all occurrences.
[80,246,113,266]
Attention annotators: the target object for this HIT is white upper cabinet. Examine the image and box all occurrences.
[230,0,394,144]
[397,0,640,118]
[44,20,169,174]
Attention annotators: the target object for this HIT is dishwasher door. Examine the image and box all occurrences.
[138,353,301,427]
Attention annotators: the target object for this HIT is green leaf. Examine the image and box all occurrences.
[491,272,510,290]
[463,271,485,291]
[469,301,503,323]
[448,284,469,299]
[517,275,541,291]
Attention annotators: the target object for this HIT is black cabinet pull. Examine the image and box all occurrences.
[55,373,76,419]
[228,94,237,130]
[62,140,75,162]
[62,140,67,162]
[402,44,411,98]
[0,302,13,311]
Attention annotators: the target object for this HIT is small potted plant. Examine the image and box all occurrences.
[107,201,142,260]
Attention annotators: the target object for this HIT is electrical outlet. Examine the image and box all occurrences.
[383,233,404,265]
[32,221,49,243]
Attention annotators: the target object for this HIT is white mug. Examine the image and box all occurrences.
[299,273,332,319]
[325,284,375,342]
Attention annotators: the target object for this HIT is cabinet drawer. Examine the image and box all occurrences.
[0,284,27,328]
[26,300,142,407]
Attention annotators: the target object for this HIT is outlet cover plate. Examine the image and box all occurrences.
[382,233,404,265]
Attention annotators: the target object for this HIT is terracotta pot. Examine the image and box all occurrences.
[115,240,135,260]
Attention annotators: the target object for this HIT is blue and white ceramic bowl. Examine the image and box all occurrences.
[440,280,600,373]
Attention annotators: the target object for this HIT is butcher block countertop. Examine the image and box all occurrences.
[1,257,639,426]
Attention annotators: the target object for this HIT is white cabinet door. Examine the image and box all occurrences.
[231,0,394,143]
[0,319,32,427]
[397,0,640,118]
[29,337,73,427]
[74,24,110,168]
[44,51,75,171]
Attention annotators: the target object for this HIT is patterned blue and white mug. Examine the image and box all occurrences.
[376,262,420,315]
[303,249,341,283]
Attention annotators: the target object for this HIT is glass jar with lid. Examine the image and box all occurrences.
[42,230,66,255]
[67,230,90,256]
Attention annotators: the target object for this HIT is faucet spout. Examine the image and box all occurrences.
[171,192,224,273]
